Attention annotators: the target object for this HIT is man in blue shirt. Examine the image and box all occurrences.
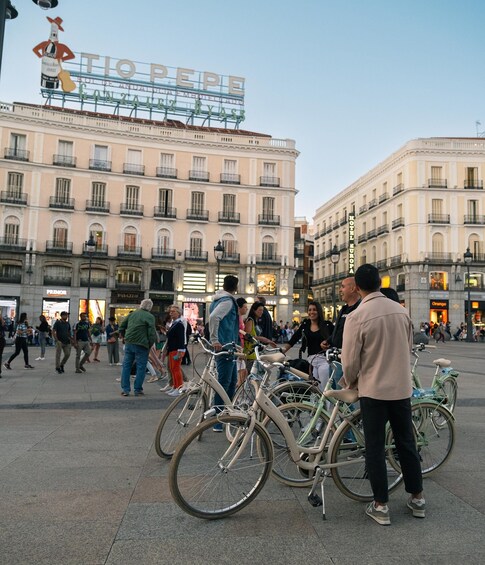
[73,312,92,373]
[209,275,239,431]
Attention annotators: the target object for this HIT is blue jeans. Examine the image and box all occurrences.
[121,343,149,394]
[213,355,237,412]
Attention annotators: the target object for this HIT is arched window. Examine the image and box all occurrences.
[89,223,104,247]
[371,245,377,264]
[4,215,19,243]
[53,220,68,247]
[468,233,483,259]
[432,232,444,254]
[190,230,203,257]
[396,236,403,257]
[222,232,237,258]
[157,228,171,252]
[123,226,138,251]
[262,235,276,260]
[382,241,388,260]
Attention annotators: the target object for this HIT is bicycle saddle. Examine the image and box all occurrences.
[259,352,286,364]
[324,388,359,404]
[433,358,451,367]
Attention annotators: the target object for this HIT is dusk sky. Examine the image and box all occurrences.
[2,0,485,220]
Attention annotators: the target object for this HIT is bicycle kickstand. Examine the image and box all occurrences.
[307,467,330,520]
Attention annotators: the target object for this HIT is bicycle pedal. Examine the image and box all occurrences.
[308,493,323,507]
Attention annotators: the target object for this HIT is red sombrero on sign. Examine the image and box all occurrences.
[47,16,64,31]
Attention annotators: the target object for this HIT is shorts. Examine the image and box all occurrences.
[91,335,103,344]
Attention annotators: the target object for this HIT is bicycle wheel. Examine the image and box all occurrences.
[387,402,455,475]
[329,410,403,502]
[436,377,458,413]
[268,380,321,407]
[154,389,208,459]
[169,414,273,519]
[262,402,331,487]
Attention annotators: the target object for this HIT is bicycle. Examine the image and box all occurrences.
[411,343,459,412]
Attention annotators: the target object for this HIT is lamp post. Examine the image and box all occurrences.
[330,244,340,322]
[464,247,474,343]
[85,234,96,322]
[214,240,224,290]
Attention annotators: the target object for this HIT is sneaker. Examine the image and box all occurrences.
[121,391,129,397]
[56,368,62,374]
[407,497,426,518]
[25,365,35,369]
[115,377,121,382]
[75,369,83,373]
[134,391,145,396]
[147,376,159,383]
[365,502,391,526]
[35,357,44,361]
[212,423,223,433]
[60,365,65,373]
[167,388,182,396]
[80,367,86,373]
[116,362,122,366]
[109,363,113,366]
[4,363,11,370]
[159,384,172,392]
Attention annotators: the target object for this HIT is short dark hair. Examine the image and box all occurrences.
[355,264,381,292]
[60,311,68,316]
[236,297,247,308]
[380,287,400,302]
[223,275,238,293]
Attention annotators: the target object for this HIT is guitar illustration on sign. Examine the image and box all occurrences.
[33,16,76,93]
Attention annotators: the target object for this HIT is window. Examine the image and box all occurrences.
[262,197,275,218]
[467,199,479,217]
[158,188,173,210]
[55,178,71,203]
[123,228,137,251]
[53,221,68,247]
[263,162,276,177]
[192,156,206,171]
[125,185,139,208]
[191,191,204,212]
[160,153,174,168]
[157,229,170,252]
[223,160,237,174]
[116,268,141,285]
[430,271,447,291]
[466,167,478,186]
[4,216,19,243]
[44,265,71,285]
[94,145,108,161]
[262,236,276,259]
[223,194,236,215]
[222,234,237,256]
[190,231,203,256]
[7,172,23,196]
[127,149,141,164]
[89,224,104,247]
[150,269,174,291]
[58,140,73,156]
[431,199,443,215]
[91,182,106,205]
[432,233,444,254]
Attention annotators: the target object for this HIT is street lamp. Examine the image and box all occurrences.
[464,247,474,343]
[85,234,96,322]
[330,244,340,322]
[214,240,224,290]
[32,0,59,8]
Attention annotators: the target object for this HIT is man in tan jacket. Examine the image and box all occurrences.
[341,264,424,526]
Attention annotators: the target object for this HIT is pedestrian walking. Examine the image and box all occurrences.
[35,315,50,360]
[73,312,92,373]
[4,313,34,370]
[52,311,73,373]
[105,317,120,365]
[90,317,104,362]
[0,316,6,377]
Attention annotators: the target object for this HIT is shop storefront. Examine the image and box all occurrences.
[183,301,206,329]
[429,299,449,324]
[42,289,70,324]
[465,299,485,325]
[149,292,175,322]
[109,290,145,323]
[78,299,106,324]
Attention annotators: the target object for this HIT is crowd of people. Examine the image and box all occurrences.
[419,320,485,342]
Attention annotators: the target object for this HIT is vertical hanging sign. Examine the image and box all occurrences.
[348,213,355,274]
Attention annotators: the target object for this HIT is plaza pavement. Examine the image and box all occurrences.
[0,340,484,565]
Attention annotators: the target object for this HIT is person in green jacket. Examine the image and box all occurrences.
[119,299,157,397]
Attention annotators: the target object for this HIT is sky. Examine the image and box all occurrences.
[2,0,485,220]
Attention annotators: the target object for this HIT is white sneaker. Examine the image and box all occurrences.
[116,363,122,366]
[164,387,175,395]
[115,377,121,382]
[109,363,113,366]
[159,384,172,392]
[167,388,182,396]
[35,357,44,361]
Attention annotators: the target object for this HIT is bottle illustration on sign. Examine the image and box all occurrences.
[33,16,75,92]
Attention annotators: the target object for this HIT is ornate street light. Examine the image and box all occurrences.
[330,244,340,322]
[464,247,474,343]
[85,234,96,322]
[214,240,224,290]
[32,1,59,8]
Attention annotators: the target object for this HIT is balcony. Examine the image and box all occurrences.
[255,254,282,265]
[393,183,405,195]
[220,173,241,185]
[392,217,405,229]
[45,241,73,254]
[1,190,27,205]
[464,214,485,224]
[0,237,27,251]
[332,221,339,230]
[189,170,210,182]
[258,214,280,226]
[359,204,368,214]
[428,178,447,188]
[151,247,176,259]
[425,252,453,264]
[117,245,142,258]
[80,278,107,288]
[396,283,405,292]
[218,211,240,224]
[340,216,348,226]
[357,233,367,243]
[367,228,377,240]
[186,208,209,221]
[4,147,29,161]
[428,213,450,224]
[470,252,485,262]
[53,154,76,167]
[377,224,389,235]
[295,244,305,256]
[379,192,389,204]
[259,176,280,187]
[120,203,144,216]
[464,180,483,189]
[156,166,177,179]
[115,281,142,290]
[368,198,378,209]
[89,159,111,172]
[154,206,177,219]
[184,250,209,261]
[49,196,75,210]
[86,200,110,213]
[43,276,71,286]
[376,259,387,270]
[123,163,145,175]
[83,243,108,256]
[389,254,403,267]
[0,273,22,284]
[221,252,240,263]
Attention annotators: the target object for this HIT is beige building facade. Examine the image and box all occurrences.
[0,102,298,325]
[313,137,485,329]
